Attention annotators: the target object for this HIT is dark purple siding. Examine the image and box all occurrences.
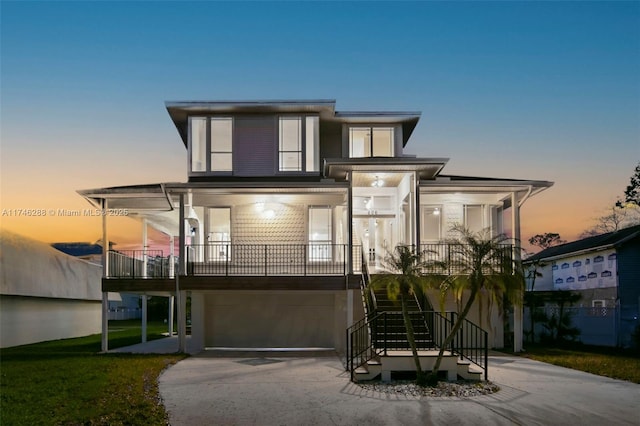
[234,116,276,176]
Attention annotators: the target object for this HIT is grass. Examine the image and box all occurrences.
[520,343,640,384]
[0,320,186,425]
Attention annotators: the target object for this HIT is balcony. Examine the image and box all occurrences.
[186,244,361,276]
[419,243,515,275]
[106,245,362,279]
[108,250,175,279]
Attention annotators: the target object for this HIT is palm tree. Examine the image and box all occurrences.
[429,225,524,383]
[370,245,434,386]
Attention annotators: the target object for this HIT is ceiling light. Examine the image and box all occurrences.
[371,176,384,187]
[433,208,440,216]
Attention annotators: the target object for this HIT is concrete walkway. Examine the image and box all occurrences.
[158,352,640,426]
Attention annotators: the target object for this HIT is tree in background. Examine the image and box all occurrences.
[528,233,566,250]
[539,290,581,343]
[582,163,640,237]
[524,233,566,343]
[617,162,639,207]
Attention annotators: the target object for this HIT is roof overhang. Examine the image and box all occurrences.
[332,111,421,146]
[77,184,174,211]
[166,100,337,146]
[420,176,554,198]
[324,157,448,181]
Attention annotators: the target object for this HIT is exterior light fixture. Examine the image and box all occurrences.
[371,176,384,187]
[433,207,440,216]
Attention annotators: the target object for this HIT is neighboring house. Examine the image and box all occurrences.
[524,225,640,347]
[51,242,141,319]
[0,230,102,348]
[78,99,552,355]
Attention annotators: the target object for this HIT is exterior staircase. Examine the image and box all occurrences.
[370,287,434,351]
[348,282,486,382]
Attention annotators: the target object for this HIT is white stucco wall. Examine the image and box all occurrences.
[0,296,101,348]
[0,230,102,348]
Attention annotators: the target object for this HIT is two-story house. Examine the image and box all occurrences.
[79,100,552,360]
[524,225,640,347]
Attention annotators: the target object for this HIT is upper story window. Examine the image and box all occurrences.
[211,118,233,172]
[349,127,394,158]
[189,117,233,173]
[191,117,207,172]
[278,116,319,172]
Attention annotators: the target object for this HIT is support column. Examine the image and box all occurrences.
[168,235,175,336]
[168,296,175,336]
[141,218,148,343]
[414,174,420,247]
[177,194,186,352]
[141,295,148,343]
[511,192,523,353]
[347,289,354,327]
[347,173,353,273]
[101,198,109,352]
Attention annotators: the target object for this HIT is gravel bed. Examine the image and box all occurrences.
[357,380,500,398]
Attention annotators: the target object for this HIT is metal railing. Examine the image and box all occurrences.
[186,244,359,276]
[347,310,488,381]
[108,250,175,278]
[346,312,385,381]
[419,243,514,275]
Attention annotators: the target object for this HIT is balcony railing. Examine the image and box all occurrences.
[186,244,360,276]
[108,250,175,279]
[419,243,515,275]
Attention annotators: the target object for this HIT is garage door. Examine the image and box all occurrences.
[204,292,335,348]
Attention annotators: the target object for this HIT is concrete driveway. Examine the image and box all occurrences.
[159,352,640,426]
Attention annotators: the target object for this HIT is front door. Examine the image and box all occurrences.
[353,216,395,272]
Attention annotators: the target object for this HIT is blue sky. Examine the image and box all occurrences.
[1,1,639,245]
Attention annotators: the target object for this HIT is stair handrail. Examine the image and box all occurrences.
[430,311,489,381]
[346,311,386,381]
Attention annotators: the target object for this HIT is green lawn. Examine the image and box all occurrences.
[0,320,186,425]
[521,343,640,384]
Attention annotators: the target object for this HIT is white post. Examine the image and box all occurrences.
[512,192,523,353]
[347,289,354,327]
[101,199,109,352]
[168,296,175,336]
[177,194,186,352]
[168,235,175,335]
[169,235,175,278]
[141,218,148,343]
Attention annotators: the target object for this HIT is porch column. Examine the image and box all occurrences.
[168,235,175,336]
[177,194,186,352]
[347,172,353,273]
[169,235,175,278]
[414,174,420,247]
[168,296,175,336]
[347,289,354,327]
[141,218,148,343]
[101,198,109,352]
[511,192,523,352]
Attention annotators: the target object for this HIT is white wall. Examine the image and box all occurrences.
[0,230,102,348]
[0,296,101,348]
